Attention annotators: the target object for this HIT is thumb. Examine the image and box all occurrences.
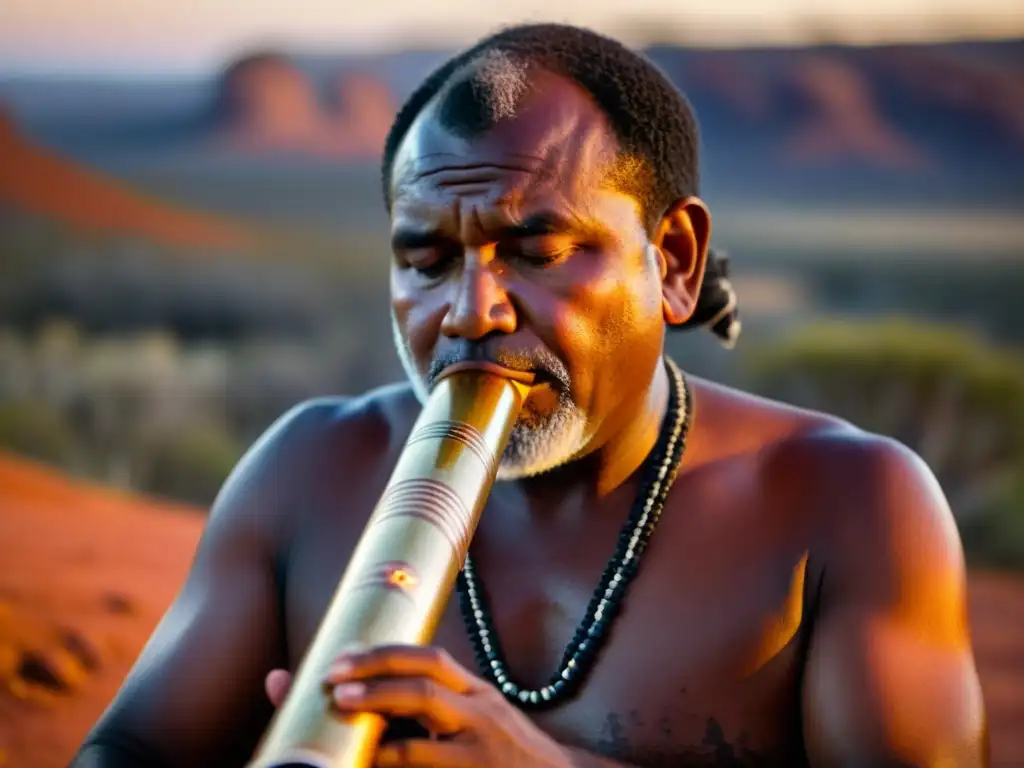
[265,669,293,708]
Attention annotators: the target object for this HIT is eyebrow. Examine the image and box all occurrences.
[390,228,447,252]
[390,211,597,252]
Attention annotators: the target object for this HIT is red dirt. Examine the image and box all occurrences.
[0,451,1021,766]
[0,452,202,767]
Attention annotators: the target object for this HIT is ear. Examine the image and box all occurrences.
[651,197,711,327]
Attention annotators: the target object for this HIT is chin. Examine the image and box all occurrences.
[494,414,589,481]
[391,315,588,477]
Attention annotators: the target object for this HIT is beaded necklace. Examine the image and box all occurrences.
[456,358,692,710]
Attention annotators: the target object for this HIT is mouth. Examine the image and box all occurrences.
[435,360,538,386]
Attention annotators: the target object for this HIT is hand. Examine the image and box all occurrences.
[264,645,573,768]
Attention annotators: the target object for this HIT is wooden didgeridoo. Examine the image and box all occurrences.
[247,368,531,768]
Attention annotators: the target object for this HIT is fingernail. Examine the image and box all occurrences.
[333,683,365,703]
[323,660,352,681]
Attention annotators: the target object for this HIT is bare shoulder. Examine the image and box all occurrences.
[752,397,967,616]
[690,374,950,509]
[685,375,852,462]
[211,381,421,539]
[294,380,422,464]
[766,417,959,549]
[689,375,963,582]
[257,381,419,460]
[748,401,986,767]
[249,381,418,456]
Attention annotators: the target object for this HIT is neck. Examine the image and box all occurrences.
[504,357,672,509]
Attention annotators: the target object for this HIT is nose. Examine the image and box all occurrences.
[440,250,517,341]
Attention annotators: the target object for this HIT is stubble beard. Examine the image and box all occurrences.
[390,310,590,480]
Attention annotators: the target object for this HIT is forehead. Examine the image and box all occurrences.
[390,70,624,211]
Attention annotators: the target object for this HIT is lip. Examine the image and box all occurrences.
[436,361,538,386]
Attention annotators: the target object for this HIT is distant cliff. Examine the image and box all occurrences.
[0,39,1020,207]
[209,51,396,160]
[644,41,1024,204]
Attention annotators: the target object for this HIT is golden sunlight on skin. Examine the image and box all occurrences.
[736,553,809,679]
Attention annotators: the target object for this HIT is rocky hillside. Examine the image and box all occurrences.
[1,40,1019,208]
[0,110,256,249]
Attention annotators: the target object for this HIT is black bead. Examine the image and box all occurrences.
[455,360,692,711]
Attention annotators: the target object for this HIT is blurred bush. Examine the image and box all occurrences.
[142,421,243,507]
[959,483,1024,569]
[746,318,1024,567]
[0,210,379,344]
[0,399,79,466]
[4,310,1023,563]
[0,318,394,507]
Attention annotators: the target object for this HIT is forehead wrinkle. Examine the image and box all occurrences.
[546,149,624,228]
[410,151,547,175]
[491,172,584,231]
[391,145,549,203]
[488,140,628,237]
[521,106,621,196]
[391,74,629,217]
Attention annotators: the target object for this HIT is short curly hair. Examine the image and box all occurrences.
[380,23,741,347]
[381,23,699,225]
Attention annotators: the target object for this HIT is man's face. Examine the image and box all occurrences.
[388,70,669,480]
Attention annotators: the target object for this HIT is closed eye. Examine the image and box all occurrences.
[411,262,448,279]
[504,236,581,266]
[393,239,459,280]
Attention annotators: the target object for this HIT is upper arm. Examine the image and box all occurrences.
[76,400,338,767]
[801,434,988,767]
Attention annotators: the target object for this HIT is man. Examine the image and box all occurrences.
[73,23,987,768]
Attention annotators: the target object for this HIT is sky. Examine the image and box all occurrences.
[2,0,1023,75]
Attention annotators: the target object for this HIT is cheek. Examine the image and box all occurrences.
[557,256,661,356]
[389,270,414,323]
[563,262,666,412]
[533,258,655,407]
[390,272,444,361]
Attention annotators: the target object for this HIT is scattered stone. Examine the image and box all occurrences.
[59,628,102,671]
[17,650,68,692]
[16,644,91,694]
[101,592,135,615]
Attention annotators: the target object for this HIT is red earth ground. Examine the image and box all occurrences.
[0,451,1021,766]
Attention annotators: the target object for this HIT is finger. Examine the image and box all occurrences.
[265,669,292,707]
[375,739,479,768]
[325,645,480,694]
[331,677,470,735]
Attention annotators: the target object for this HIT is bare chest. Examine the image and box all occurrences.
[284,485,815,766]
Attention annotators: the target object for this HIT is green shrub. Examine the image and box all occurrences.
[142,422,243,508]
[958,482,1024,569]
[0,399,78,466]
[745,318,1024,567]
